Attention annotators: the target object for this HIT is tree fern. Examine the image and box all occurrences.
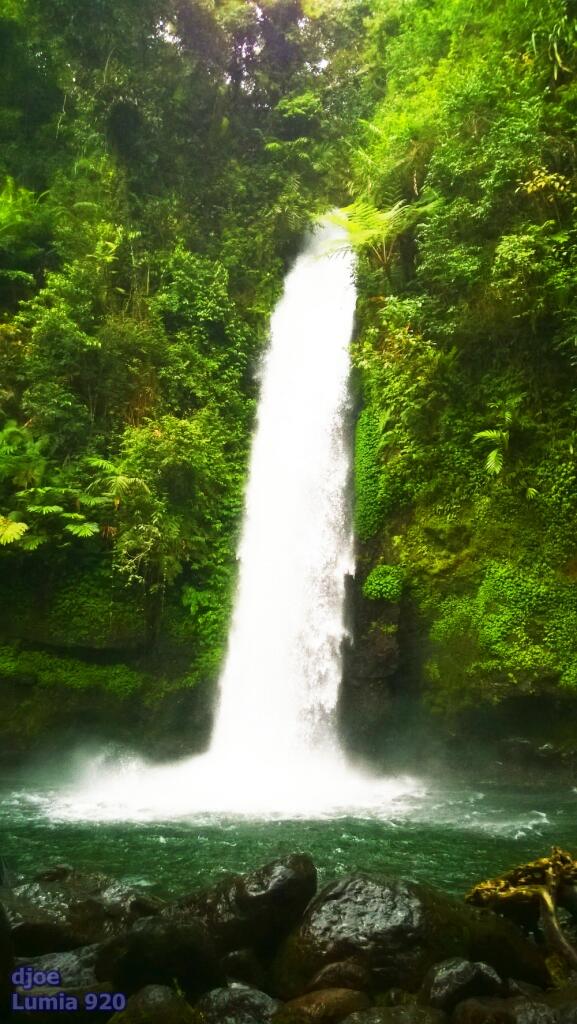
[0,518,28,545]
[65,522,99,538]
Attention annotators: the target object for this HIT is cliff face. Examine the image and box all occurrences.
[345,0,577,736]
[338,573,399,760]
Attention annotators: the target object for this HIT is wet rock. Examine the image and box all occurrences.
[16,943,102,988]
[306,961,373,994]
[11,984,116,1023]
[453,997,556,1023]
[109,984,196,1023]
[375,990,415,1007]
[222,948,266,988]
[271,874,549,998]
[285,988,371,1022]
[171,854,317,955]
[95,916,223,1000]
[4,869,163,954]
[11,948,114,1024]
[506,981,545,999]
[0,901,14,1019]
[338,575,399,759]
[193,982,280,1023]
[341,1009,447,1023]
[543,986,577,1023]
[34,865,75,883]
[420,958,503,1011]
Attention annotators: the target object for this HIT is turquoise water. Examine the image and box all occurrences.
[1,775,576,897]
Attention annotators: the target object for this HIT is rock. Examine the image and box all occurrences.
[11,984,117,1023]
[341,1009,447,1023]
[4,869,163,954]
[169,854,316,956]
[507,981,545,998]
[543,986,577,1023]
[271,874,549,998]
[375,990,415,1007]
[222,948,266,988]
[11,949,114,1024]
[16,944,102,987]
[109,984,196,1023]
[306,961,373,994]
[193,982,281,1023]
[453,997,557,1023]
[338,575,399,759]
[0,901,14,1019]
[94,917,223,1000]
[285,988,371,1022]
[34,865,75,883]
[420,958,503,1011]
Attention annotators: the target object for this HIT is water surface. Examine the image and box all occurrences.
[2,776,575,898]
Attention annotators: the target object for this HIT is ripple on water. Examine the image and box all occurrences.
[1,781,576,897]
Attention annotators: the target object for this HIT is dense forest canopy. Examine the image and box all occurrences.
[1,0,577,755]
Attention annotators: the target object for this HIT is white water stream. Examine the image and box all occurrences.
[47,217,423,821]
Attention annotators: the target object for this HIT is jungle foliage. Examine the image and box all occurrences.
[2,0,577,722]
[350,0,577,712]
[0,0,368,696]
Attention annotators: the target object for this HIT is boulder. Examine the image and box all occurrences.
[285,988,371,1022]
[0,901,14,1019]
[420,958,504,1011]
[222,948,266,988]
[306,961,373,994]
[507,981,546,999]
[16,943,102,988]
[341,1009,447,1024]
[4,869,163,954]
[271,875,549,998]
[453,998,557,1023]
[543,987,577,1024]
[94,916,223,1000]
[169,854,316,955]
[193,982,281,1023]
[109,985,196,1023]
[11,984,117,1023]
[11,948,114,1024]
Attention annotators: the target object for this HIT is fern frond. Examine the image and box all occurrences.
[473,429,507,444]
[0,518,29,545]
[65,522,100,538]
[26,505,64,515]
[485,448,504,475]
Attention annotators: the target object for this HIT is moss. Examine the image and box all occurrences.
[0,643,149,695]
[354,407,385,541]
[363,564,405,602]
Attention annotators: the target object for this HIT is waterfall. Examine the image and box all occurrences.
[209,217,355,764]
[50,216,421,820]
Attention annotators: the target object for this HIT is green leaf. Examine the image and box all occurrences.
[0,519,29,545]
[64,522,100,538]
[485,448,504,475]
[27,505,64,515]
[20,534,47,551]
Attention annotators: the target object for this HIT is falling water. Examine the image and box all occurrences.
[45,217,422,820]
[210,217,355,763]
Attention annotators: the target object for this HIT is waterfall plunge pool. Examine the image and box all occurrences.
[1,773,576,897]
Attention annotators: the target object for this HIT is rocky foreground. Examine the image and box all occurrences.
[1,855,577,1023]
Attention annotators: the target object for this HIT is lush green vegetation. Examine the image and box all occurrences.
[2,0,577,741]
[0,0,368,726]
[350,0,577,714]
